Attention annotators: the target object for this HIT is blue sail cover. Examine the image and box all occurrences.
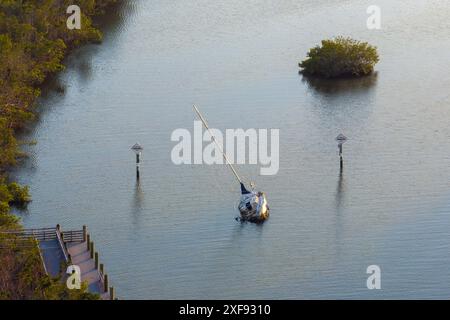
[240,183,251,195]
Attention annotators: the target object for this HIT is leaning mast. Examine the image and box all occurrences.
[193,105,242,184]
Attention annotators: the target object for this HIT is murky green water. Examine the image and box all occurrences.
[14,0,450,299]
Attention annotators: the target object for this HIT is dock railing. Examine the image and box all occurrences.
[0,227,58,241]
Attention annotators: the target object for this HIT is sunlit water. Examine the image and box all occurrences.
[13,0,450,299]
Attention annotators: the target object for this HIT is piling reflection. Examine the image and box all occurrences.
[335,163,345,213]
[131,180,144,225]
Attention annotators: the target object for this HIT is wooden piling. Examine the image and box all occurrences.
[110,287,115,300]
[94,252,99,269]
[90,241,94,259]
[104,274,109,292]
[86,234,90,250]
[136,153,140,181]
[83,225,87,242]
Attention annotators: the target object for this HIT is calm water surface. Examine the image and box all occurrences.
[13,0,450,299]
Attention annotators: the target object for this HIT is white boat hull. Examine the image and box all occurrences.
[238,191,270,222]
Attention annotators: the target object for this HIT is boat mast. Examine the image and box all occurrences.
[193,105,243,184]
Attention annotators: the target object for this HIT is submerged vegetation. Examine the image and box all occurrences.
[0,0,116,299]
[299,37,379,78]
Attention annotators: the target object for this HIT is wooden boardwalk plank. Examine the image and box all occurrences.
[67,241,108,299]
[39,239,65,277]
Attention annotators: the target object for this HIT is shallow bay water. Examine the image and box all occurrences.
[13,0,450,299]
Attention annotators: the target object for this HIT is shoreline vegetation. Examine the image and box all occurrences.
[0,0,117,300]
[299,37,379,78]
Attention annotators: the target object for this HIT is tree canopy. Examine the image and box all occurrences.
[299,37,379,78]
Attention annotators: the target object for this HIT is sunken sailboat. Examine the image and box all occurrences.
[193,105,270,223]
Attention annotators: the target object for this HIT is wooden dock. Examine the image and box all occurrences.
[0,225,116,300]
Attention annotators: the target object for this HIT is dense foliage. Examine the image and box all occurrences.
[0,0,116,300]
[299,37,379,78]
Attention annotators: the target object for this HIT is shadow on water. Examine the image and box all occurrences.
[33,0,136,108]
[93,0,138,34]
[301,72,379,95]
[299,72,379,131]
[14,1,136,147]
[11,0,138,194]
[65,0,138,82]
